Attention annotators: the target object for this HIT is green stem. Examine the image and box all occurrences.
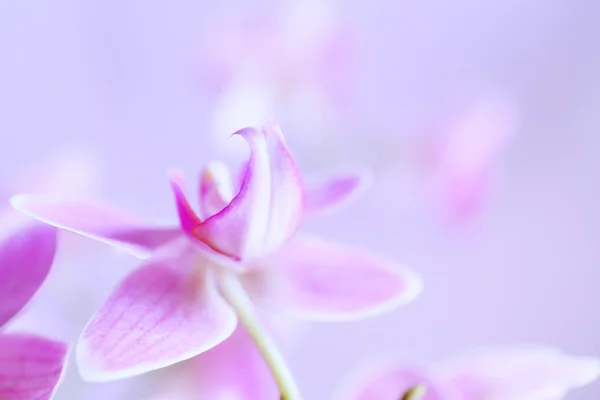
[218,270,302,400]
[401,385,427,400]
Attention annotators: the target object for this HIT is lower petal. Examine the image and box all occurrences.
[0,333,68,400]
[0,222,57,327]
[77,242,237,381]
[187,324,280,400]
[245,234,422,321]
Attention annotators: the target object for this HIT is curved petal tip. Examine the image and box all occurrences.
[194,124,304,260]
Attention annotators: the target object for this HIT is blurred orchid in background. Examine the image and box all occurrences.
[423,94,519,224]
[11,124,421,398]
[0,223,67,400]
[336,346,600,400]
[197,0,357,158]
[371,92,520,228]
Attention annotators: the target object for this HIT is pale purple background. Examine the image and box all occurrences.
[1,1,599,399]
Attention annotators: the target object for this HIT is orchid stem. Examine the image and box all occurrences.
[218,270,302,400]
[401,385,426,400]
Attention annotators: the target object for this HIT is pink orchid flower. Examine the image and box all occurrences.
[0,222,68,400]
[199,1,352,99]
[11,124,422,384]
[336,346,600,400]
[425,94,519,223]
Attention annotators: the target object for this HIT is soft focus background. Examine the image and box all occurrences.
[1,0,599,399]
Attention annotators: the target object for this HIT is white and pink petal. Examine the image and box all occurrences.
[198,161,235,219]
[76,241,237,381]
[0,223,57,328]
[168,169,203,236]
[244,234,422,321]
[10,195,180,258]
[192,125,304,260]
[187,325,280,400]
[0,333,68,400]
[304,169,371,216]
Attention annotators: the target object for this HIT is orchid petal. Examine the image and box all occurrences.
[77,241,237,381]
[198,161,235,219]
[10,195,180,258]
[439,169,490,223]
[335,361,441,400]
[435,346,600,400]
[430,95,519,222]
[193,124,304,260]
[168,170,248,271]
[0,333,68,400]
[304,170,371,216]
[434,95,518,175]
[189,325,279,399]
[245,234,422,321]
[0,223,57,328]
[168,169,203,235]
